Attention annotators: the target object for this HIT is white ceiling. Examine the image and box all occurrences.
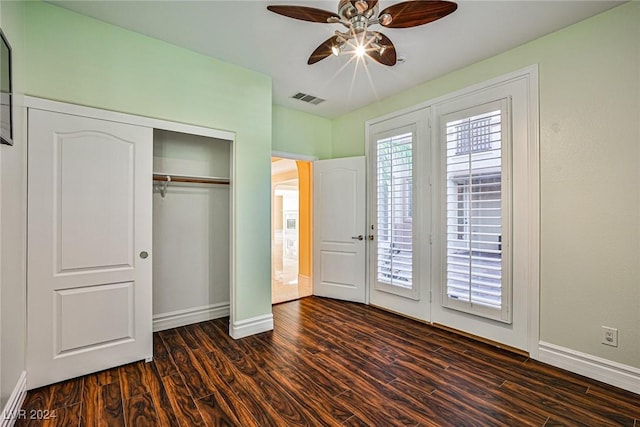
[49,0,624,118]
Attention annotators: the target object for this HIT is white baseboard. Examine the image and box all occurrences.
[229,313,274,339]
[153,302,230,332]
[1,371,27,427]
[538,341,640,394]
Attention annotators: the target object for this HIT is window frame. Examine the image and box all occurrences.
[371,124,420,300]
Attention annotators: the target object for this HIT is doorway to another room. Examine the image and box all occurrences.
[271,157,313,304]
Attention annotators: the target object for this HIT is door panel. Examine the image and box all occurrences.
[28,109,152,389]
[368,109,431,321]
[320,251,358,285]
[313,157,366,303]
[57,132,134,271]
[56,282,134,354]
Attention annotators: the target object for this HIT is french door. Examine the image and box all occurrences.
[430,75,535,351]
[368,109,432,321]
[366,68,538,353]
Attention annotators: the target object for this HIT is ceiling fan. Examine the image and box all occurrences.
[267,0,457,66]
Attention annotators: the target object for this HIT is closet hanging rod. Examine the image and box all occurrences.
[152,173,230,185]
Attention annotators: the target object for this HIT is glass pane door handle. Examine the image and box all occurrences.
[351,235,364,240]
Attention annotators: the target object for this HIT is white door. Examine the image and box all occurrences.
[429,72,536,352]
[313,157,366,303]
[368,109,432,321]
[27,109,153,389]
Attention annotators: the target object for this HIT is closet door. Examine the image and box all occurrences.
[27,109,153,389]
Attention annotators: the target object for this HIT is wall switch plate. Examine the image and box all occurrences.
[601,326,618,347]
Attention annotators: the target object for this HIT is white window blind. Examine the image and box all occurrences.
[443,102,511,322]
[376,132,413,290]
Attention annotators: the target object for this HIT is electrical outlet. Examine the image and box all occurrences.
[601,326,618,347]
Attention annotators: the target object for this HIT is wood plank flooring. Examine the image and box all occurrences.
[16,297,639,426]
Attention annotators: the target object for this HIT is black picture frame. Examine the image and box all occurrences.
[0,28,12,146]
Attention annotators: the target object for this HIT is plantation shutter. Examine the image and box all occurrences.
[442,99,511,322]
[376,131,414,292]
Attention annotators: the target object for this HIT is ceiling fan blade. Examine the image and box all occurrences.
[308,36,340,65]
[378,1,457,28]
[267,5,340,23]
[368,33,397,66]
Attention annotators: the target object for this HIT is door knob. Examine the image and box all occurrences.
[351,235,364,241]
[139,251,149,259]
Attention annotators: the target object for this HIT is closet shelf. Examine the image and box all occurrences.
[153,172,229,185]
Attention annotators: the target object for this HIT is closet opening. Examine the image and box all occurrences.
[271,157,313,304]
[153,129,231,331]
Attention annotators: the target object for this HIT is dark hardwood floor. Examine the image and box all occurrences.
[16,296,639,426]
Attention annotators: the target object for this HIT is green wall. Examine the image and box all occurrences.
[24,1,273,323]
[331,2,640,368]
[0,0,26,409]
[272,105,332,159]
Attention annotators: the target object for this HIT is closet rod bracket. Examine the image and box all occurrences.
[159,175,170,198]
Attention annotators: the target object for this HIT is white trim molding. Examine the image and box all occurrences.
[25,96,236,142]
[229,313,274,339]
[1,371,27,427]
[271,151,318,161]
[152,303,230,332]
[538,341,640,395]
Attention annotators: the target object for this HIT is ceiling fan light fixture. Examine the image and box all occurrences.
[344,6,356,19]
[370,40,386,56]
[354,0,368,13]
[354,43,366,58]
[331,44,342,56]
[379,13,392,26]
